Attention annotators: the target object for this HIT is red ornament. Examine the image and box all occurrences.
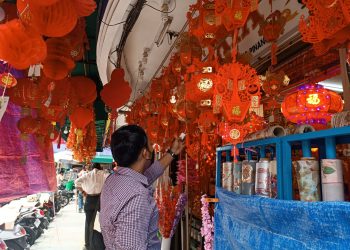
[299,0,350,56]
[281,84,343,127]
[0,73,17,88]
[219,122,247,145]
[72,0,96,17]
[100,68,132,110]
[214,62,260,122]
[7,77,43,108]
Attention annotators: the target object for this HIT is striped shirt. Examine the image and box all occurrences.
[100,161,164,250]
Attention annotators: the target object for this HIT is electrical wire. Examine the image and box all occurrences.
[100,20,127,27]
[144,0,177,14]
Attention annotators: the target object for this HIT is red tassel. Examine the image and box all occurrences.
[271,42,278,65]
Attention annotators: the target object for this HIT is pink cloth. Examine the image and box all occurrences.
[0,102,56,203]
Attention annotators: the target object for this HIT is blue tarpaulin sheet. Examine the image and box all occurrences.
[214,188,350,250]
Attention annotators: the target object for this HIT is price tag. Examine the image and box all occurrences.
[0,96,9,122]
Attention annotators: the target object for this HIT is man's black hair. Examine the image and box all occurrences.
[92,163,102,170]
[111,125,148,167]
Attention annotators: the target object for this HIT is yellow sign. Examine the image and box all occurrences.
[306,94,321,105]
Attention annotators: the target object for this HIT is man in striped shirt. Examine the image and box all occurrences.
[100,125,184,249]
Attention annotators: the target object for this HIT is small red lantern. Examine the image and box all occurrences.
[69,107,94,129]
[281,84,343,127]
[70,76,97,106]
[0,73,17,88]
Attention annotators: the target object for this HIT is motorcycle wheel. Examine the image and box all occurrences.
[23,226,36,245]
[61,195,69,207]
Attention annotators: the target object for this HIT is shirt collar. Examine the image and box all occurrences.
[117,167,149,186]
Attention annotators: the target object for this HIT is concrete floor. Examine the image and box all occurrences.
[32,202,85,250]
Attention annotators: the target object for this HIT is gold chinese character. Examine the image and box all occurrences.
[306,94,320,105]
[234,11,243,20]
[232,106,241,116]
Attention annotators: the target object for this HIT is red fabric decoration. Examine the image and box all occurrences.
[101,68,132,109]
[73,0,97,17]
[70,76,97,106]
[17,0,78,37]
[214,62,260,122]
[0,19,46,69]
[219,122,247,145]
[63,18,88,61]
[69,107,94,129]
[42,38,75,80]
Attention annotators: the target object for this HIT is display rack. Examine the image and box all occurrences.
[216,126,350,199]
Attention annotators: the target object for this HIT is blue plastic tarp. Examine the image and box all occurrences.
[214,188,350,250]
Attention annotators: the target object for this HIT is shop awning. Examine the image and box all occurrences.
[92,155,113,164]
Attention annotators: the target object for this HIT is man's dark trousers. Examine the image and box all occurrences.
[84,195,99,250]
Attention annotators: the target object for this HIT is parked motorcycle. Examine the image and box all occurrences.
[0,225,29,250]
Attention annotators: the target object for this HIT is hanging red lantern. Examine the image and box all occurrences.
[0,19,46,70]
[281,84,343,127]
[42,38,75,80]
[7,77,43,109]
[17,0,78,37]
[100,68,132,110]
[0,73,17,88]
[69,107,94,129]
[70,76,97,106]
[63,18,88,61]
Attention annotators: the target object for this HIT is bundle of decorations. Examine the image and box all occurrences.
[155,183,187,239]
[201,195,214,250]
[176,159,199,187]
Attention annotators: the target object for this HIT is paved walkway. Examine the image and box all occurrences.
[32,202,85,250]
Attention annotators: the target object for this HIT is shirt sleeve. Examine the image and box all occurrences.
[112,194,151,250]
[143,161,164,185]
[74,174,87,188]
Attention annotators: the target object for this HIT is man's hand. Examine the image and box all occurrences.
[170,138,185,155]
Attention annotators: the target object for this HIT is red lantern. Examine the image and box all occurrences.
[7,77,43,108]
[70,76,97,106]
[63,18,88,61]
[101,68,132,110]
[17,0,78,37]
[0,73,17,88]
[281,84,343,127]
[0,19,46,70]
[69,107,94,129]
[42,38,75,80]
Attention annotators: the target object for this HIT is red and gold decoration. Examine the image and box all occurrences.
[299,0,350,56]
[0,72,17,88]
[281,84,343,128]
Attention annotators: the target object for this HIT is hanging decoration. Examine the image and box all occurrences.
[17,0,78,38]
[214,62,260,122]
[0,19,46,70]
[261,69,290,98]
[299,0,350,56]
[100,68,132,113]
[42,38,75,80]
[0,72,17,88]
[201,195,214,250]
[258,10,288,65]
[70,76,97,106]
[281,84,343,128]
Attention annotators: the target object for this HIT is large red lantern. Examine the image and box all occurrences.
[17,0,78,37]
[100,68,132,110]
[281,84,343,127]
[70,76,97,106]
